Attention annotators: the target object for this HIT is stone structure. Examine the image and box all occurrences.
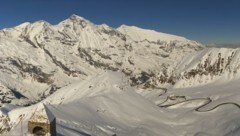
[28,103,56,136]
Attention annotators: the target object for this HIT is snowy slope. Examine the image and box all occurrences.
[147,47,240,88]
[4,71,240,136]
[118,25,187,42]
[5,71,176,136]
[173,47,240,88]
[137,77,240,136]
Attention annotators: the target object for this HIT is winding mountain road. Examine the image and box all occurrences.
[155,87,240,112]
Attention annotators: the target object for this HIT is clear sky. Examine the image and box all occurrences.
[0,0,239,44]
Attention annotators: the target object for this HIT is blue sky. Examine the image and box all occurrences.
[0,0,239,44]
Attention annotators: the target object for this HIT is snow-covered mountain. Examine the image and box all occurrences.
[0,15,203,106]
[148,47,240,88]
[0,15,240,135]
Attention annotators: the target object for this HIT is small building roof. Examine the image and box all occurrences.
[29,103,55,123]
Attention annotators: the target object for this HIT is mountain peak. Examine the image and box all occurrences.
[31,20,51,28]
[57,14,93,28]
[68,14,90,23]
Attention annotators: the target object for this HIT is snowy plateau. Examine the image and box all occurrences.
[0,15,240,136]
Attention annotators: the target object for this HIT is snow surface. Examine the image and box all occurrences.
[29,103,55,123]
[3,71,240,136]
[117,25,187,43]
[5,71,176,136]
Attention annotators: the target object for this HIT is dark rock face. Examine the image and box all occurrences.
[10,59,53,84]
[182,52,236,80]
[78,47,119,71]
[145,50,240,88]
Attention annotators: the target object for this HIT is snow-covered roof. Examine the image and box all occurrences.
[29,103,55,123]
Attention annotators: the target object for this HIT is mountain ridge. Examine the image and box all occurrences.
[0,15,205,109]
